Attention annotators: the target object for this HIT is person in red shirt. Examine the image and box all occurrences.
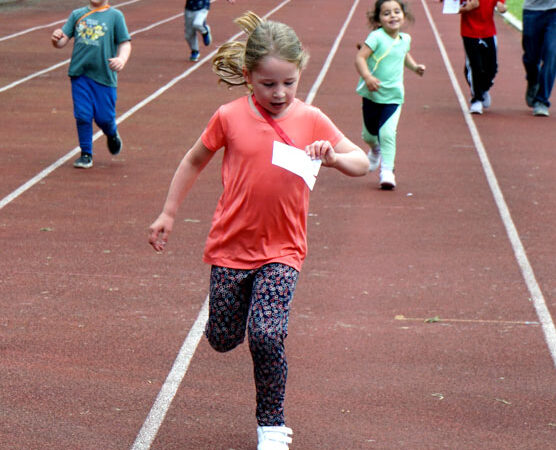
[148,11,369,450]
[459,0,507,114]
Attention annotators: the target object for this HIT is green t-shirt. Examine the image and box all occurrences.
[62,6,130,87]
[356,28,411,104]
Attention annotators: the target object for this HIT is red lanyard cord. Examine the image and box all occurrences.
[251,95,295,147]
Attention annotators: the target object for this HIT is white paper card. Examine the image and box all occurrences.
[272,141,322,190]
[442,0,460,14]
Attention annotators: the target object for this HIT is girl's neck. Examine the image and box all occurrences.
[382,27,400,39]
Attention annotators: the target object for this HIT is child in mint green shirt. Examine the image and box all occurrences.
[355,0,425,190]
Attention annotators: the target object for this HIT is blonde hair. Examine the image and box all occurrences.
[212,11,309,87]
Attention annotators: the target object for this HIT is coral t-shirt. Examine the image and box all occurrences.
[201,96,344,271]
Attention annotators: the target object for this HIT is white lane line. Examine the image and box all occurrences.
[131,296,209,450]
[0,12,183,93]
[420,0,556,369]
[0,0,143,41]
[305,0,360,105]
[500,12,523,31]
[130,1,359,447]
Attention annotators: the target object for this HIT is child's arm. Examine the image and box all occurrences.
[148,138,215,252]
[109,40,132,72]
[496,1,507,13]
[355,44,380,92]
[305,138,370,176]
[51,28,70,48]
[405,53,426,76]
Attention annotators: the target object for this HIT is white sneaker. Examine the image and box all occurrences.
[257,426,293,450]
[379,169,396,190]
[533,102,550,117]
[367,145,381,172]
[482,91,491,109]
[469,101,483,114]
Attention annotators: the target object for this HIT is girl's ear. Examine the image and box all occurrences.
[243,67,251,85]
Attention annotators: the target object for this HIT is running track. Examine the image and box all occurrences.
[1,0,555,448]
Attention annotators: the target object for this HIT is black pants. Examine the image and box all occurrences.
[463,36,498,103]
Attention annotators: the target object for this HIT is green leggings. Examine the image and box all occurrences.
[361,99,402,171]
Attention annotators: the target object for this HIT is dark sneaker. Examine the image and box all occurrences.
[526,83,538,107]
[202,23,212,46]
[533,102,549,117]
[189,50,200,62]
[73,153,93,169]
[107,132,122,155]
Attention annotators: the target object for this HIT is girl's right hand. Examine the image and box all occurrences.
[148,213,174,252]
[365,75,381,92]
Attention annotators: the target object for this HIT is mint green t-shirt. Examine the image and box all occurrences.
[62,7,130,87]
[356,28,411,104]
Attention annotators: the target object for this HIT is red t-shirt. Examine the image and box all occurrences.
[461,0,504,38]
[201,96,344,271]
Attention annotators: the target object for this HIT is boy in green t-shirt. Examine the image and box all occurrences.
[51,0,131,169]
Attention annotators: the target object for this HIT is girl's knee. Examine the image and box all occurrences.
[205,328,245,353]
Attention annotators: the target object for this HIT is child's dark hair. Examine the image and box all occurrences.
[367,0,414,29]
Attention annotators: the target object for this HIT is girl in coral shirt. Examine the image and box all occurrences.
[149,11,368,450]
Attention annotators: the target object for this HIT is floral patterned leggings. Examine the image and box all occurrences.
[205,263,299,426]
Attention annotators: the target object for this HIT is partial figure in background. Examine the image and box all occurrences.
[522,0,556,117]
[184,0,235,62]
[459,0,507,115]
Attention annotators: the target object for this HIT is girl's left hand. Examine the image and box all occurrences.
[305,140,337,167]
[415,64,426,76]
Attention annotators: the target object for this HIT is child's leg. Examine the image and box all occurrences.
[463,37,491,102]
[71,76,94,155]
[184,9,198,52]
[361,98,380,148]
[248,263,298,426]
[192,8,209,36]
[483,36,498,93]
[205,266,254,352]
[91,81,118,138]
[377,105,401,171]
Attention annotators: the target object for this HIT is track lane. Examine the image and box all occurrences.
[1,0,554,448]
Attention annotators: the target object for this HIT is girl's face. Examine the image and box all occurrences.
[245,56,300,118]
[378,1,405,36]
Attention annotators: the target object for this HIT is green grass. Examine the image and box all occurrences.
[505,0,523,22]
